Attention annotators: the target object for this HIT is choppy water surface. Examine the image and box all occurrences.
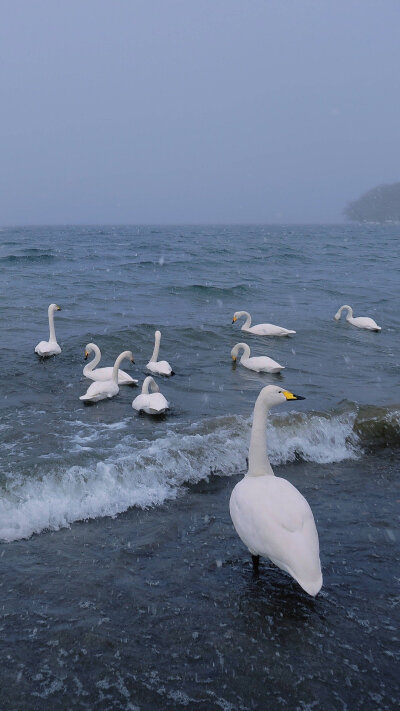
[0,224,399,709]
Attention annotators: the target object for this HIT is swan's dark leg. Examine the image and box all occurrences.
[252,554,260,574]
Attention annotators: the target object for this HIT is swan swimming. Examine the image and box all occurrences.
[231,343,284,373]
[35,303,62,357]
[79,351,135,403]
[229,384,322,596]
[132,376,169,415]
[232,311,296,337]
[83,343,138,385]
[334,305,381,331]
[146,330,174,376]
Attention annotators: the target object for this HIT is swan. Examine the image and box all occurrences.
[79,351,135,403]
[146,330,174,376]
[231,343,284,373]
[35,303,62,356]
[132,376,169,415]
[83,343,138,385]
[229,384,322,597]
[232,311,296,337]
[334,305,381,331]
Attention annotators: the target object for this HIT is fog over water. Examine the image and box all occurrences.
[1,0,399,224]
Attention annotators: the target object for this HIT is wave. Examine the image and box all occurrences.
[1,405,399,542]
[167,284,249,298]
[0,252,55,264]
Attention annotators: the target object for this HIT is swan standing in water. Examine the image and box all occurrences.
[83,343,138,385]
[231,343,284,373]
[132,376,169,415]
[232,311,296,336]
[146,330,174,376]
[334,305,381,331]
[230,385,322,596]
[35,303,62,356]
[79,351,135,402]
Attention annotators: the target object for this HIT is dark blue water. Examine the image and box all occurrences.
[0,224,399,709]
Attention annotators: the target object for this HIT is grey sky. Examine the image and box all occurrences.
[1,0,399,224]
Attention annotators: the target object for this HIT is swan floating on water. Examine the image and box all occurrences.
[146,330,174,376]
[232,311,296,337]
[35,303,62,357]
[334,305,381,331]
[83,343,138,385]
[229,384,322,597]
[231,343,284,373]
[80,351,135,403]
[132,376,169,415]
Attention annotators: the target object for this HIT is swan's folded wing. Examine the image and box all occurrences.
[35,341,48,354]
[80,380,110,400]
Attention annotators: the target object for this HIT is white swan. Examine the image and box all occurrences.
[230,385,322,597]
[146,330,174,376]
[231,343,284,373]
[83,343,138,385]
[35,303,62,356]
[232,311,296,337]
[79,351,135,403]
[132,376,169,415]
[334,305,381,331]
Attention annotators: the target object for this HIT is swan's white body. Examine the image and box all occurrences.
[229,385,322,597]
[83,343,138,385]
[80,351,134,403]
[132,376,169,415]
[233,311,295,337]
[35,303,62,356]
[231,343,284,373]
[334,305,381,331]
[146,330,174,376]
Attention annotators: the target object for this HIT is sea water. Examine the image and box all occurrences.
[0,224,399,709]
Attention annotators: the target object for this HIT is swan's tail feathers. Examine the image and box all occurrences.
[296,573,323,597]
[287,330,296,335]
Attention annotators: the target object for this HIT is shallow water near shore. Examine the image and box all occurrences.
[0,224,399,708]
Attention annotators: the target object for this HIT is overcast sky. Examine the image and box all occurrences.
[0,0,399,224]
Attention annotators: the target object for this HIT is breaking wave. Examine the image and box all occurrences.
[1,405,399,542]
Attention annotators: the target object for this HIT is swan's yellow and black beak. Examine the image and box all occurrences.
[283,390,305,401]
[84,351,89,360]
[231,356,236,362]
[130,356,135,364]
[56,305,61,311]
[232,316,237,323]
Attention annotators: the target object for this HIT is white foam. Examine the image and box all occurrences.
[0,411,359,542]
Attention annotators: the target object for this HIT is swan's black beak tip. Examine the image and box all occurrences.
[170,370,175,376]
[294,394,305,400]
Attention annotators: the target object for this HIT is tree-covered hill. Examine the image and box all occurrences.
[344,182,400,222]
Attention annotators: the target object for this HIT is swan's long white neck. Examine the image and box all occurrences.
[142,376,159,395]
[112,351,131,383]
[247,395,274,477]
[150,331,161,362]
[337,305,353,320]
[237,311,251,329]
[48,306,57,342]
[232,342,250,361]
[83,344,101,375]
